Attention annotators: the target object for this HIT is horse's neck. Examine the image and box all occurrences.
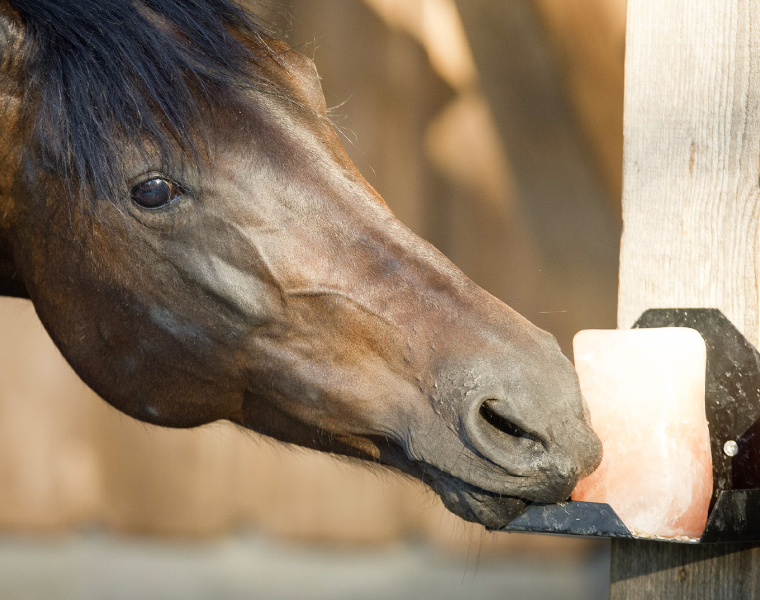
[0,97,29,299]
[0,225,27,299]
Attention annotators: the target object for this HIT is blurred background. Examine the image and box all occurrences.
[0,0,625,598]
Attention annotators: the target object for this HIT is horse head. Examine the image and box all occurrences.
[0,0,601,529]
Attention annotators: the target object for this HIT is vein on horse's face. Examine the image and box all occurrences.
[147,305,212,346]
[284,287,400,331]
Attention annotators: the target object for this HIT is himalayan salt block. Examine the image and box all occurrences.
[571,328,713,540]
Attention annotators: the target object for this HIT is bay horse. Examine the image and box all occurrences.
[0,0,601,529]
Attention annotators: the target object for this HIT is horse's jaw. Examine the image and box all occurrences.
[233,281,602,530]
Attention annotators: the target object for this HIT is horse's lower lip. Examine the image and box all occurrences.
[418,462,531,529]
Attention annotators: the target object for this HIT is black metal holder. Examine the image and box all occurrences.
[500,309,760,543]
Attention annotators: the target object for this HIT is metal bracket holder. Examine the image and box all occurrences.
[499,309,760,543]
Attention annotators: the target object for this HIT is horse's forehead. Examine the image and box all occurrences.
[0,1,23,53]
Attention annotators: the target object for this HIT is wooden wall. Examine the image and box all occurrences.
[0,0,625,551]
[613,0,760,594]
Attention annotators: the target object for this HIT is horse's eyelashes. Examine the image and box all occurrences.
[130,178,184,209]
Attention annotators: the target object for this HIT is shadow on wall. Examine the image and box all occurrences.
[0,0,626,551]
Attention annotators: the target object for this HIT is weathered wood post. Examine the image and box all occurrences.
[614,0,760,596]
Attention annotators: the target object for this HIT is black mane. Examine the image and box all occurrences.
[7,0,279,203]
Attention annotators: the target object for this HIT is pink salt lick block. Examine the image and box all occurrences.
[571,328,712,540]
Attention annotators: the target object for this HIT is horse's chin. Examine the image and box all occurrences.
[439,488,528,531]
[420,464,529,530]
[329,435,532,530]
[243,425,533,530]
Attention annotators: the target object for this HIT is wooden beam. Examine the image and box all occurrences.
[453,0,620,353]
[611,540,760,598]
[616,0,760,596]
[618,0,760,337]
[531,0,627,204]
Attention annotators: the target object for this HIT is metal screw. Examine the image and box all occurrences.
[724,440,739,457]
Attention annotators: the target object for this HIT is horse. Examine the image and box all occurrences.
[0,0,601,530]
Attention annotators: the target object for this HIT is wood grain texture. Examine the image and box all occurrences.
[616,0,760,597]
[611,541,760,600]
[618,0,760,342]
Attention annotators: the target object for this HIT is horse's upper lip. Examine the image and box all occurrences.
[399,432,556,499]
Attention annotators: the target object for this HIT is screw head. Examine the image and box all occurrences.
[724,440,739,457]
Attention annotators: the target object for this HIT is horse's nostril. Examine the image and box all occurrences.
[479,400,540,443]
[463,397,548,477]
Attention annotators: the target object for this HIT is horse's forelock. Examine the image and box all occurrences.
[0,4,25,88]
[5,0,283,205]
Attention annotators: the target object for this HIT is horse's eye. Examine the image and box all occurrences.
[130,178,183,209]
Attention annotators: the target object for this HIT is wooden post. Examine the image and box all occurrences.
[452,0,620,354]
[616,0,760,596]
